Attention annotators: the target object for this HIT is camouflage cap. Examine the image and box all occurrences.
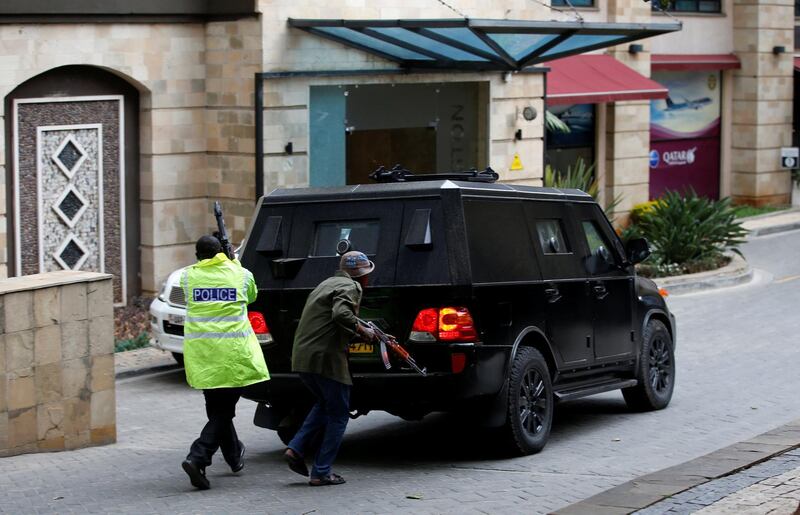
[339,251,375,278]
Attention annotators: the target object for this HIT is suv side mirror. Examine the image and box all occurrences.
[626,237,651,265]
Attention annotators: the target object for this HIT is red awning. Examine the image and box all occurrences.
[544,54,668,105]
[651,54,740,71]
[794,57,800,72]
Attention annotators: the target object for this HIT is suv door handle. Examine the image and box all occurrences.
[593,284,608,300]
[545,287,561,303]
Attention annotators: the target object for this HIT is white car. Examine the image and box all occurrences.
[150,267,189,364]
[150,260,273,365]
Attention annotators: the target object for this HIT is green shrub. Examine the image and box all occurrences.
[629,200,660,224]
[634,190,747,269]
[114,332,151,353]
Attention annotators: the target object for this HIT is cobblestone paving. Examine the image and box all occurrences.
[114,346,176,375]
[2,230,800,514]
[636,449,800,514]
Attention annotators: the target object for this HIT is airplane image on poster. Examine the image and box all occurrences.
[650,71,721,137]
[663,96,712,112]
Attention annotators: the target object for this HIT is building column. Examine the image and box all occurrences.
[731,0,794,206]
[605,0,652,221]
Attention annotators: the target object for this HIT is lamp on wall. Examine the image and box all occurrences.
[522,106,537,121]
[773,46,786,55]
[628,44,644,54]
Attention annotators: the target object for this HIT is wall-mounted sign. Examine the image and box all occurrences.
[510,153,524,171]
[650,70,722,199]
[781,147,799,169]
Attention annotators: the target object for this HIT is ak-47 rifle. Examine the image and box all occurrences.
[357,318,427,377]
[213,201,234,259]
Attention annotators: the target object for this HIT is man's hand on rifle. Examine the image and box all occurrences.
[355,323,377,342]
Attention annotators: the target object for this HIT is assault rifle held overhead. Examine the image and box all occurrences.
[356,318,427,377]
[213,201,234,260]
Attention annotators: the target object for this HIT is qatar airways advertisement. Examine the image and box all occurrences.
[649,71,721,199]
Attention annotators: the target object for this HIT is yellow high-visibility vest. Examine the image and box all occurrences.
[181,253,269,389]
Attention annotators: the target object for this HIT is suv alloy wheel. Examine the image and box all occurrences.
[502,346,554,455]
[623,319,675,411]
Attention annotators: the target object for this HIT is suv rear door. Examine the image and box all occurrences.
[524,201,594,368]
[573,203,635,361]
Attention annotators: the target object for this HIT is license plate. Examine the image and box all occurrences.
[168,314,185,325]
[348,343,374,354]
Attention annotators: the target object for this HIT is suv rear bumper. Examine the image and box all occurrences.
[243,344,510,412]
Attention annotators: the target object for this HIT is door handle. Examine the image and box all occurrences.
[545,287,562,304]
[593,284,608,300]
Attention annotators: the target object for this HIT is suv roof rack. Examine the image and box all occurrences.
[369,165,499,184]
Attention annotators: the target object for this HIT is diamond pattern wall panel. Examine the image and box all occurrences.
[40,128,101,272]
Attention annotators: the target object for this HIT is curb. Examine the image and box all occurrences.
[747,220,800,237]
[115,362,182,380]
[552,418,800,515]
[653,252,752,295]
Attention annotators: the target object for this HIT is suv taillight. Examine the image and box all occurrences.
[248,311,274,344]
[411,307,477,343]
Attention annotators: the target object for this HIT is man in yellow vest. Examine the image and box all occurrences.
[180,235,269,490]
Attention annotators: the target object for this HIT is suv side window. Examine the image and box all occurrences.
[580,220,619,275]
[536,220,570,255]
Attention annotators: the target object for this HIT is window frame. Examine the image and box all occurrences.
[652,0,722,14]
[535,219,572,256]
[551,0,595,8]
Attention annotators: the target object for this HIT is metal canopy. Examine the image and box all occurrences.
[288,18,682,71]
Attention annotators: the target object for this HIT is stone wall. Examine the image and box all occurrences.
[0,23,210,293]
[205,17,264,244]
[0,271,114,457]
[731,0,794,206]
[604,0,653,219]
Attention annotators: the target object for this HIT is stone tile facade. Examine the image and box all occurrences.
[0,23,211,294]
[0,271,114,457]
[731,0,794,206]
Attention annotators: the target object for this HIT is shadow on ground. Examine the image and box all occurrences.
[273,395,636,467]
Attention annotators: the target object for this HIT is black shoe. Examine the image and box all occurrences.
[284,448,309,477]
[229,442,245,473]
[182,459,210,490]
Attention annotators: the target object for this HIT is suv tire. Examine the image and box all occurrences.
[171,352,184,366]
[501,346,553,455]
[623,319,675,411]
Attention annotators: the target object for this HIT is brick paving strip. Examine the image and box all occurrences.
[553,419,800,514]
[114,346,180,378]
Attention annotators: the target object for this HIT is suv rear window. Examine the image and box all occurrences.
[311,220,380,256]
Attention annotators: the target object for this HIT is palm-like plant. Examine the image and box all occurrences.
[544,158,621,216]
[635,189,747,266]
[545,110,570,134]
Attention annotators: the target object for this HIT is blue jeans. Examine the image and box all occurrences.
[288,373,351,479]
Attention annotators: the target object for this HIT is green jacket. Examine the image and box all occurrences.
[181,253,270,389]
[291,271,362,385]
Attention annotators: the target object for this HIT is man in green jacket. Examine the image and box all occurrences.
[283,251,377,486]
[180,235,270,490]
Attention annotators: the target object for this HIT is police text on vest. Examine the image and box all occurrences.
[192,288,237,302]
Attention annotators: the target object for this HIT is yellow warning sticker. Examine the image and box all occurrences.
[510,153,524,171]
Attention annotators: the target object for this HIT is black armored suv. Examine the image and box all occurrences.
[239,171,676,455]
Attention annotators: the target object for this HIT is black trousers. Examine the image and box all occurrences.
[187,387,243,468]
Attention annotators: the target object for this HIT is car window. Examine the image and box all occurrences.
[581,220,619,272]
[536,220,570,255]
[311,220,379,256]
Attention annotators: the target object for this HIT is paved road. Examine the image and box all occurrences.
[2,229,800,514]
